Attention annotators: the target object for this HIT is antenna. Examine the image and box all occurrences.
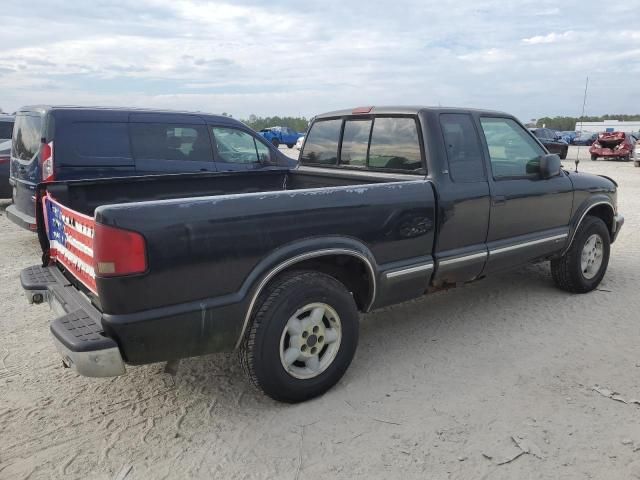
[575,76,589,172]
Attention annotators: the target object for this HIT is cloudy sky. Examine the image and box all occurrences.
[1,0,638,121]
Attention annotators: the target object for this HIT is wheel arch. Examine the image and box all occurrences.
[234,238,378,349]
[564,199,615,254]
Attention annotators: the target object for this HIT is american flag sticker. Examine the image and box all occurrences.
[43,193,98,294]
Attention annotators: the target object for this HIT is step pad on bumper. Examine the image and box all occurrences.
[52,309,117,353]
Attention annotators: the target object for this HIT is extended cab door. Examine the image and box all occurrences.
[479,116,573,274]
[430,112,491,285]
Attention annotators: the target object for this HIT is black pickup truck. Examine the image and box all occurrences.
[21,106,624,403]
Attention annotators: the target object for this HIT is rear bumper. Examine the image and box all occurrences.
[6,203,37,231]
[21,265,125,377]
[590,148,631,158]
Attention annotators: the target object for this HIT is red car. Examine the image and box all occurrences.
[590,132,636,161]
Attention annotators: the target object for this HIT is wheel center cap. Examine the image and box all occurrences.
[306,334,318,347]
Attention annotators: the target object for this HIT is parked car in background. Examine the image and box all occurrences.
[295,135,305,150]
[572,132,598,146]
[0,114,15,142]
[21,105,623,403]
[258,126,301,148]
[559,131,577,144]
[0,140,11,198]
[590,132,635,161]
[634,137,640,167]
[7,106,296,231]
[529,128,569,159]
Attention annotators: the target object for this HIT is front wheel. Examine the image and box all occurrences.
[591,154,598,161]
[271,139,280,148]
[560,147,568,160]
[239,271,359,403]
[286,143,295,148]
[551,216,610,293]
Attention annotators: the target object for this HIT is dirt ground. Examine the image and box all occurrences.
[1,146,639,479]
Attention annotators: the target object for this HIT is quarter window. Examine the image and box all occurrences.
[300,119,341,165]
[439,114,485,182]
[130,124,211,162]
[368,117,422,171]
[480,117,545,178]
[340,119,372,167]
[211,127,262,164]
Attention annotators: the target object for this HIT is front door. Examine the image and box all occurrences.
[479,116,573,274]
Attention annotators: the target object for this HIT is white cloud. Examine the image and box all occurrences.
[522,31,575,45]
[0,0,638,120]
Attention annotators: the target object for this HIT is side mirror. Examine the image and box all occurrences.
[539,153,562,179]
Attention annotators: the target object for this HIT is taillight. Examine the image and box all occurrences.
[41,141,54,182]
[93,223,147,276]
[0,155,9,165]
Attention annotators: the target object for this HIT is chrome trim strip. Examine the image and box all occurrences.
[438,251,488,267]
[385,263,433,279]
[562,201,615,254]
[490,233,568,256]
[296,165,426,181]
[234,248,377,350]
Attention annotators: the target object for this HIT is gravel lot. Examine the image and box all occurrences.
[1,146,639,479]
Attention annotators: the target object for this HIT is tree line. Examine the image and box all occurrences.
[232,114,309,133]
[536,114,640,131]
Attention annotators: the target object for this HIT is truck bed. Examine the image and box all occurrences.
[35,166,435,363]
[42,168,395,217]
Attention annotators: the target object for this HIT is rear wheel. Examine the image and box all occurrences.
[286,143,295,148]
[551,216,610,293]
[561,147,568,160]
[239,271,359,403]
[591,154,598,161]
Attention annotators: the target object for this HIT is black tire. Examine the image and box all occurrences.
[286,143,295,149]
[560,147,568,160]
[634,160,640,168]
[591,154,598,161]
[239,271,359,403]
[551,216,610,293]
[271,139,280,148]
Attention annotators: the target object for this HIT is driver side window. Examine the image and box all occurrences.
[480,117,545,179]
[211,127,263,164]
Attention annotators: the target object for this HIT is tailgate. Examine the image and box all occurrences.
[42,193,97,294]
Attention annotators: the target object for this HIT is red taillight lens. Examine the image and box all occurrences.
[0,155,9,165]
[41,141,54,182]
[93,223,147,277]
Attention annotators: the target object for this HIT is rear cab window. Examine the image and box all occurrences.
[301,116,424,173]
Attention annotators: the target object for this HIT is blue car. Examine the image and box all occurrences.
[7,106,296,230]
[259,126,301,148]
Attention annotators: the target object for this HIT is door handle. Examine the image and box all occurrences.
[493,195,506,206]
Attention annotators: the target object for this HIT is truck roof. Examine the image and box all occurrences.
[314,105,511,119]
